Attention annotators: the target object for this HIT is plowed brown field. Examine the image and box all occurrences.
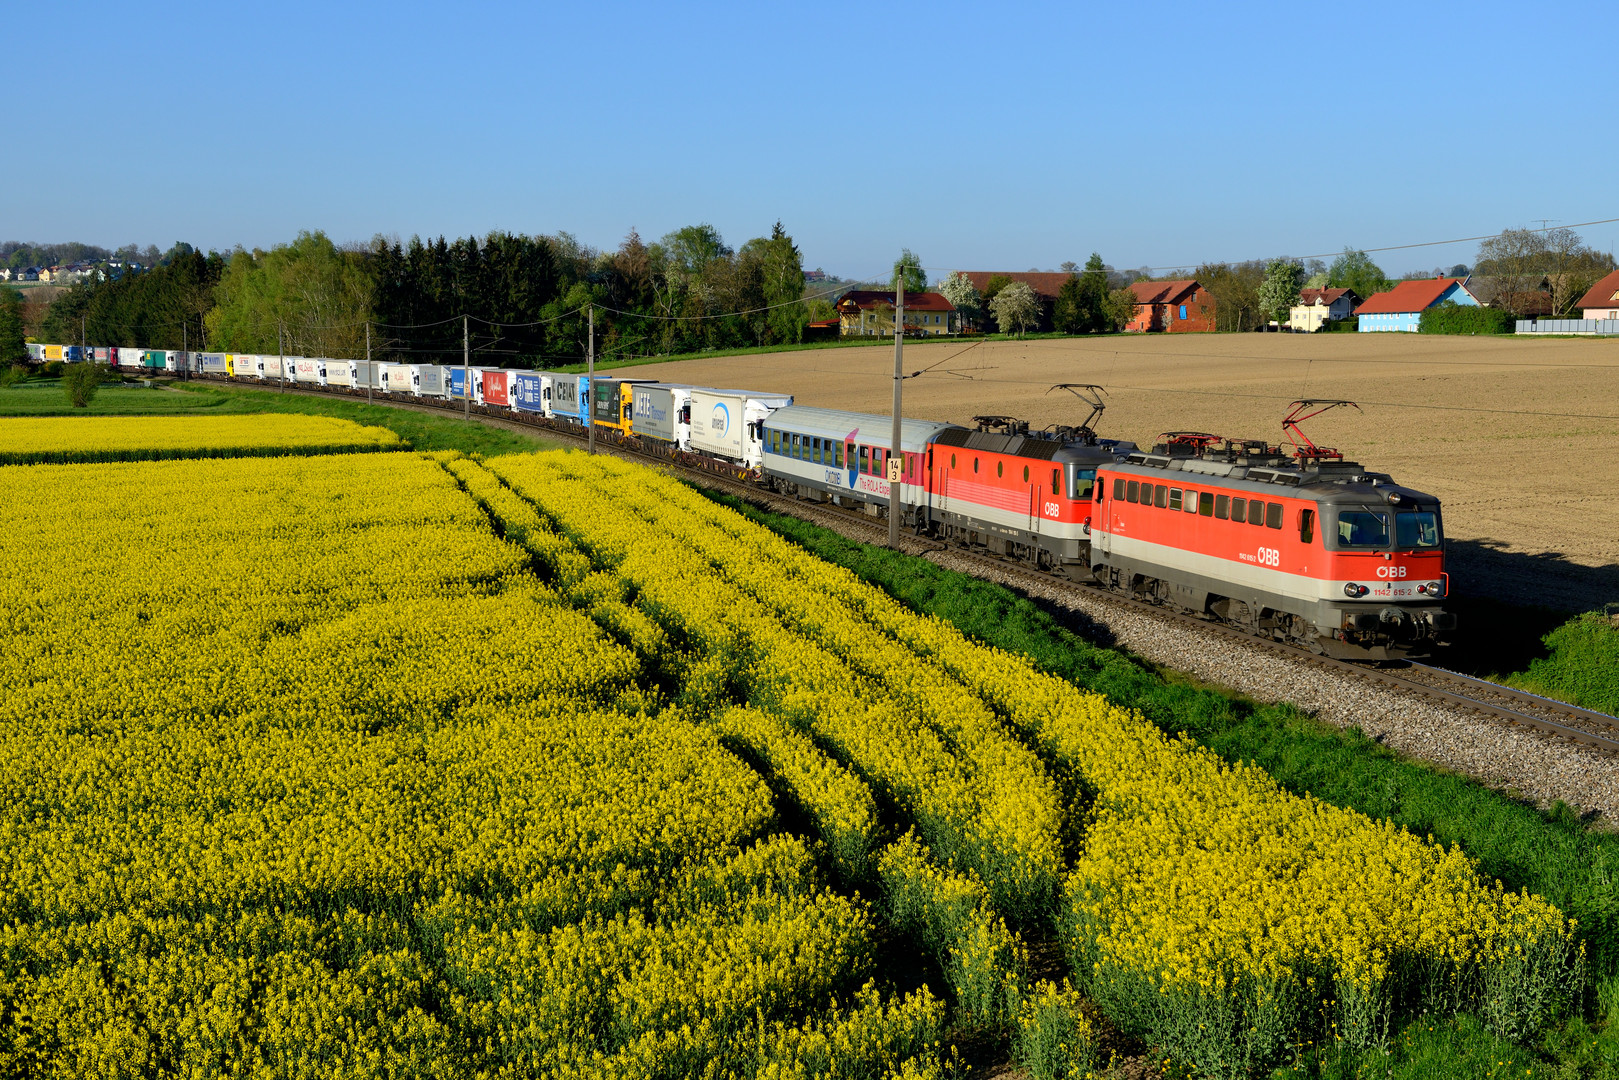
[618,333,1619,611]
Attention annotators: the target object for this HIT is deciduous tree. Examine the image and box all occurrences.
[1327,248,1392,302]
[892,250,927,296]
[989,281,1040,337]
[939,271,981,330]
[1257,259,1305,324]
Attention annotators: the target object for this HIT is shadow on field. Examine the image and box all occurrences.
[1432,537,1619,677]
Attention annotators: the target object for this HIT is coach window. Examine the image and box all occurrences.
[1127,480,1139,503]
[1154,484,1167,508]
[858,446,869,474]
[1266,502,1284,530]
[1299,508,1316,544]
[875,448,886,475]
[834,442,844,468]
[791,433,801,459]
[1231,498,1246,523]
[1113,478,1126,500]
[1199,492,1215,517]
[1215,494,1229,520]
[1168,488,1183,511]
[1023,465,1030,483]
[810,437,821,464]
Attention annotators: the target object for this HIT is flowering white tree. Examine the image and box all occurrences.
[989,280,1040,337]
[938,271,981,332]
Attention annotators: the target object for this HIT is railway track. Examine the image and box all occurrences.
[203,376,1619,760]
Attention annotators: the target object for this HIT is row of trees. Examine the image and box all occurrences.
[1474,227,1614,316]
[35,223,809,365]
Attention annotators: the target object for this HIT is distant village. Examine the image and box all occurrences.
[825,267,1619,338]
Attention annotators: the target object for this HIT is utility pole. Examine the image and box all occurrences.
[586,304,596,454]
[889,275,905,549]
[277,322,286,393]
[365,322,373,404]
[463,314,471,418]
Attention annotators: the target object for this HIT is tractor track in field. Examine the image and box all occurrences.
[203,377,1619,819]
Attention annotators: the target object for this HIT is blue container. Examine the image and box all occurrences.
[447,368,469,399]
[511,371,545,413]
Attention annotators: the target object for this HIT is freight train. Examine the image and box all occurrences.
[30,348,1454,658]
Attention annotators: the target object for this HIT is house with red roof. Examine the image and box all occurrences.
[1124,279,1214,332]
[1287,287,1360,332]
[836,290,958,336]
[1355,277,1480,332]
[1577,268,1619,321]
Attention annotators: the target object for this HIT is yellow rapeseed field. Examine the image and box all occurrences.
[0,435,1580,1079]
[0,414,402,463]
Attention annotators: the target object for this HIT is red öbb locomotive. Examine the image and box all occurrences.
[1087,401,1453,658]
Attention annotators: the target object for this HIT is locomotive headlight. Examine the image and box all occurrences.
[1344,583,1369,598]
[1425,579,1444,598]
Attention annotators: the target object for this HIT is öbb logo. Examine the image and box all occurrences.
[1375,565,1407,579]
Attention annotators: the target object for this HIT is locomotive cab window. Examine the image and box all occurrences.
[1051,469,1060,496]
[1299,508,1316,544]
[1395,510,1441,548]
[1336,509,1390,547]
[1072,469,1095,500]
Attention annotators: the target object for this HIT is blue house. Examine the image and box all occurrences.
[1356,277,1480,332]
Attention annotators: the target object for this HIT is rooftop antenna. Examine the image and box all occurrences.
[1046,383,1107,438]
[1283,399,1361,461]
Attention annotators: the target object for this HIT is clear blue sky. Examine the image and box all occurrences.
[10,0,1616,279]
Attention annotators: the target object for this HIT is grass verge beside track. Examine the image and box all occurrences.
[702,488,1619,1079]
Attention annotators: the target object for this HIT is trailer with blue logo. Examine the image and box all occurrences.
[689,389,793,470]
